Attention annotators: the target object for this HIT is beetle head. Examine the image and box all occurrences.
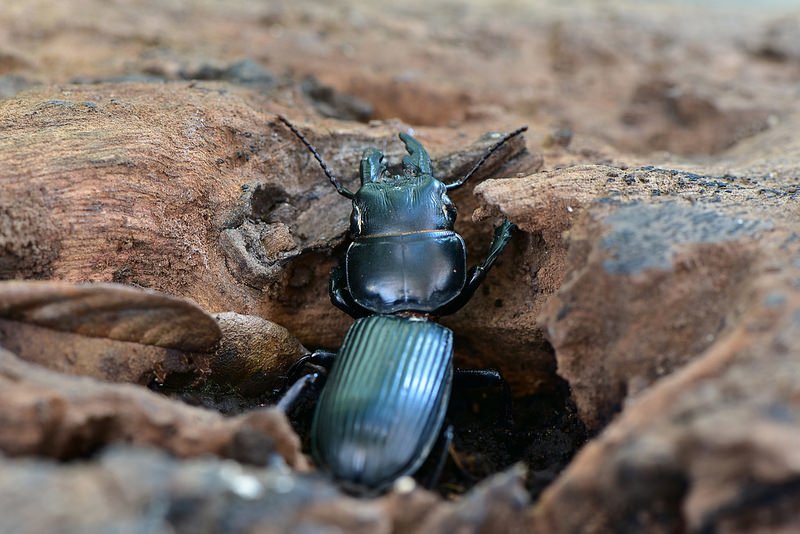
[350,134,456,237]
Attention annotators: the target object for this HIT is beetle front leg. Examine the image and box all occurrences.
[466,218,516,288]
[436,219,515,315]
[474,218,516,275]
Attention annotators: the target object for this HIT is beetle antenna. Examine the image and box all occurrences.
[445,126,528,191]
[277,115,355,199]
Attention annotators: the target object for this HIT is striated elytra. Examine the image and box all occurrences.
[313,315,453,490]
[278,116,526,493]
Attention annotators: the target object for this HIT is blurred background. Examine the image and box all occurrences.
[2,0,798,162]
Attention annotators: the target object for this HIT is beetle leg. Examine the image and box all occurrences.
[278,350,337,414]
[435,219,516,315]
[471,218,516,277]
[286,350,337,382]
[418,424,455,490]
[277,372,322,413]
[330,263,371,318]
[464,218,516,291]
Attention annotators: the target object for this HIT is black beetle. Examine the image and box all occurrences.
[277,116,526,493]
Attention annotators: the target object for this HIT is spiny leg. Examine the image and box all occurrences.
[277,115,355,199]
[435,219,516,315]
[277,373,322,413]
[460,219,515,305]
[285,350,336,382]
[445,126,528,190]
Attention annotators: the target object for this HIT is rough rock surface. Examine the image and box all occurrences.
[0,281,221,351]
[212,312,306,382]
[477,158,797,430]
[0,319,199,384]
[0,347,305,468]
[531,265,800,533]
[0,280,220,383]
[0,448,529,534]
[0,282,308,391]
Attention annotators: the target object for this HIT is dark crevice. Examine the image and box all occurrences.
[163,329,588,500]
[428,339,587,500]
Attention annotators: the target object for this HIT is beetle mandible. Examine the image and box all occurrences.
[277,115,527,494]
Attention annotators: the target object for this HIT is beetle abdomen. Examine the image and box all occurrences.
[311,315,453,492]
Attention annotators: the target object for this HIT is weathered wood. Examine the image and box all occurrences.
[0,84,535,354]
[0,346,305,467]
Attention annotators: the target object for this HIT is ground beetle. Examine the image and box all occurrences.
[277,115,527,494]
